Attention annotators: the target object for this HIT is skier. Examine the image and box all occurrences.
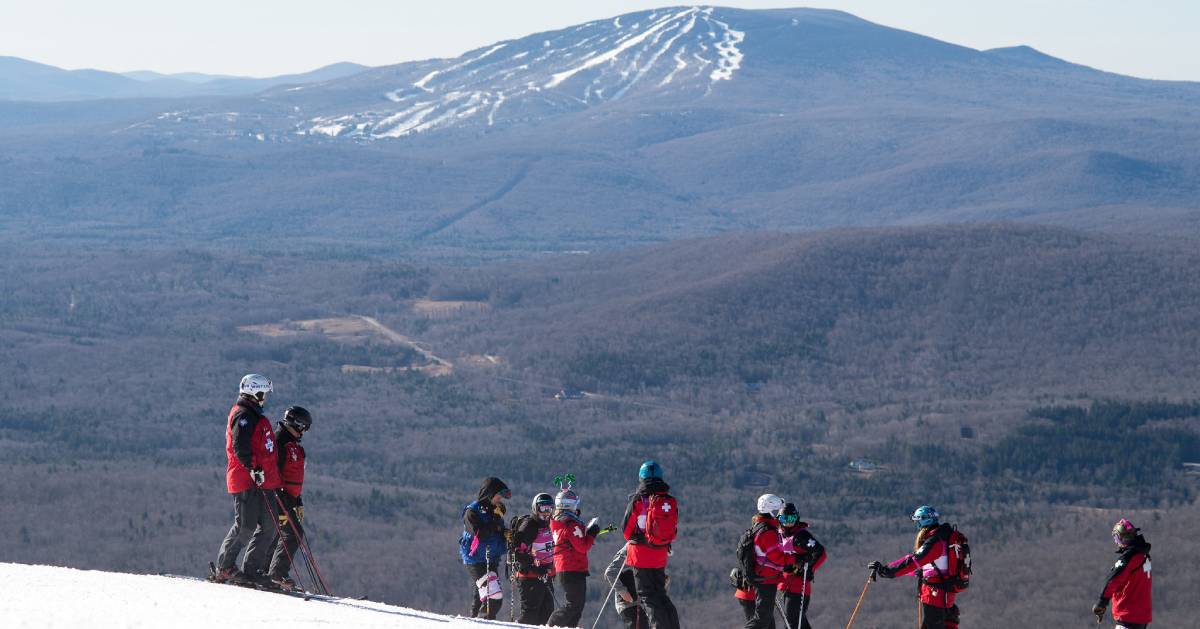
[212,374,283,586]
[265,406,312,591]
[460,477,511,619]
[1092,519,1151,628]
[777,503,826,629]
[732,569,774,629]
[605,546,650,629]
[510,492,557,625]
[621,460,681,629]
[547,485,601,627]
[868,506,965,629]
[743,494,793,629]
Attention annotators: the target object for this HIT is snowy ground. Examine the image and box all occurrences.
[0,562,534,628]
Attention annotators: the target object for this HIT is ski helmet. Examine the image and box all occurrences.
[639,460,663,480]
[911,505,940,528]
[239,374,272,403]
[1112,518,1139,546]
[757,494,785,515]
[532,492,555,514]
[778,502,800,527]
[555,489,580,511]
[282,406,312,433]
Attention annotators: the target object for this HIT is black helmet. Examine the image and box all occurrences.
[532,492,554,514]
[282,406,312,433]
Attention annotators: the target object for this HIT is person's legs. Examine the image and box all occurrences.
[740,598,757,623]
[216,490,260,573]
[548,572,586,626]
[477,562,503,620]
[921,603,947,629]
[744,584,777,629]
[516,578,553,625]
[634,568,680,629]
[465,563,487,617]
[267,499,303,581]
[242,490,280,578]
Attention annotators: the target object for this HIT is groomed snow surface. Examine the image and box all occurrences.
[0,562,533,628]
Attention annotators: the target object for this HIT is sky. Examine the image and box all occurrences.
[1,0,1196,81]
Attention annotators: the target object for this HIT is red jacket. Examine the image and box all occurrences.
[550,512,596,574]
[1102,541,1152,624]
[622,479,678,569]
[887,526,956,608]
[225,399,282,493]
[750,515,794,585]
[779,525,827,596]
[276,427,305,499]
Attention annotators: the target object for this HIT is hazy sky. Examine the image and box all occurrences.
[2,1,1196,81]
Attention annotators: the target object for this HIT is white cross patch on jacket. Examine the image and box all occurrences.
[574,526,584,538]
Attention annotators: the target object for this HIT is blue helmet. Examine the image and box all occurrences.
[911,505,940,528]
[639,460,663,480]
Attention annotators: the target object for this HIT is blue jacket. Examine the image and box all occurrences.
[460,500,508,564]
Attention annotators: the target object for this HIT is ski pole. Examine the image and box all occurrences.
[259,489,309,593]
[272,492,327,595]
[775,598,794,629]
[269,492,317,592]
[288,499,332,595]
[844,567,876,629]
[590,544,628,629]
[798,561,809,629]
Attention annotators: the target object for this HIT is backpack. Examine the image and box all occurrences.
[938,525,971,593]
[735,522,769,586]
[643,494,678,547]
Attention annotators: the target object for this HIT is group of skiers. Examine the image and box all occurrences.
[205,374,1154,629]
[457,461,681,628]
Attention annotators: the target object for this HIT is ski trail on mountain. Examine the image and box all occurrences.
[412,158,538,241]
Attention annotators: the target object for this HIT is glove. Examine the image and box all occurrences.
[295,505,305,523]
[1092,599,1107,617]
[868,561,894,578]
[586,517,601,537]
[494,502,506,518]
[250,468,265,487]
[629,530,648,544]
[277,512,289,527]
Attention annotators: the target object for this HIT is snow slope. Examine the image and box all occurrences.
[0,562,528,629]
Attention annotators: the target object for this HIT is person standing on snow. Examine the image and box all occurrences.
[605,546,650,629]
[1092,519,1151,628]
[622,460,680,629]
[868,506,965,629]
[510,492,557,625]
[547,484,601,627]
[777,503,826,629]
[212,374,283,586]
[743,494,793,629]
[460,477,511,619]
[265,406,312,591]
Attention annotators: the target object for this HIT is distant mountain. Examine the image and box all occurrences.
[1,6,1198,253]
[0,57,369,102]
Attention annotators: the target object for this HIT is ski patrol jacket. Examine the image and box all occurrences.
[275,424,305,500]
[886,524,957,608]
[749,514,794,585]
[511,515,555,579]
[622,478,678,569]
[459,477,509,564]
[1101,537,1152,625]
[225,396,282,493]
[778,524,827,596]
[550,510,597,574]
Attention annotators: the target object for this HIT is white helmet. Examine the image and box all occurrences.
[757,494,785,515]
[239,374,273,402]
[555,489,580,511]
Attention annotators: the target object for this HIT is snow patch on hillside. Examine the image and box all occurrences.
[0,562,514,629]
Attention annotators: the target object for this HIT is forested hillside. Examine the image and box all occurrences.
[1,224,1198,627]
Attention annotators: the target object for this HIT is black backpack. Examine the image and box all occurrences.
[734,522,769,587]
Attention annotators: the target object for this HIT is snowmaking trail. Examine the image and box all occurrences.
[0,562,533,628]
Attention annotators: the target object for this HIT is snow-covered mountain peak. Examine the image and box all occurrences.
[305,6,746,139]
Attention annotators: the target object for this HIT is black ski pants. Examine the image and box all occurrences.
[782,591,812,629]
[739,598,776,629]
[548,571,587,627]
[745,584,778,629]
[634,567,680,629]
[465,561,503,619]
[921,603,960,629]
[621,603,651,629]
[516,576,555,625]
[216,489,280,576]
[267,492,303,580]
[1115,624,1147,629]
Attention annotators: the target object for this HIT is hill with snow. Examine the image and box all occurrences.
[0,562,517,629]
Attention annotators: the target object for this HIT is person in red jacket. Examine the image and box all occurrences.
[266,406,312,591]
[869,506,960,629]
[744,494,794,629]
[1093,519,1152,628]
[212,374,284,586]
[547,487,601,627]
[622,460,680,629]
[777,503,826,629]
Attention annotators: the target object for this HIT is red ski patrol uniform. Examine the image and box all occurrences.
[225,398,282,493]
[622,480,678,569]
[550,512,597,574]
[1100,537,1152,626]
[278,433,305,498]
[779,524,827,597]
[886,524,958,609]
[750,514,795,585]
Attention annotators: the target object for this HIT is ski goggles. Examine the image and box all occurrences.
[500,488,512,499]
[778,513,799,526]
[535,503,553,514]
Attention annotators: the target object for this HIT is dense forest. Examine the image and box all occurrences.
[1,225,1198,627]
